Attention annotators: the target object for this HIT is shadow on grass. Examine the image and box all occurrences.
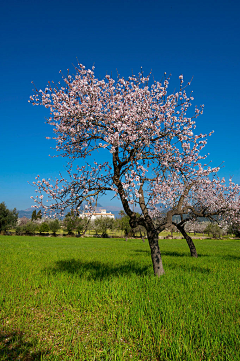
[221,254,240,261]
[162,251,209,258]
[44,259,150,280]
[162,251,189,257]
[133,250,208,258]
[0,331,48,361]
[167,263,211,274]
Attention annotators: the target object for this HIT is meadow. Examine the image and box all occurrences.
[0,235,239,360]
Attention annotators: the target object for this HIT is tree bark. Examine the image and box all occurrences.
[147,230,165,276]
[177,225,198,257]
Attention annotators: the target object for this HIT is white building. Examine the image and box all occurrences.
[79,209,115,221]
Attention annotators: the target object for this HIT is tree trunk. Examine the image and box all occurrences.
[147,230,165,276]
[178,225,198,257]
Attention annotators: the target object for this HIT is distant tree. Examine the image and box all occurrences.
[16,221,39,235]
[26,221,39,235]
[48,219,60,236]
[0,202,18,233]
[63,210,77,235]
[18,217,29,226]
[93,217,114,237]
[134,224,147,241]
[115,212,143,239]
[31,210,37,221]
[15,225,24,235]
[227,222,240,237]
[118,210,125,218]
[36,210,42,220]
[204,223,222,239]
[116,214,130,238]
[38,222,50,235]
[185,221,209,235]
[75,217,89,235]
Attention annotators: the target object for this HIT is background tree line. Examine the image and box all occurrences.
[0,202,239,239]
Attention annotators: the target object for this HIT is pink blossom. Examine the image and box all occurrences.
[29,63,240,276]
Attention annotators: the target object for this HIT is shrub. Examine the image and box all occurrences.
[15,225,25,235]
[205,223,222,239]
[227,223,240,237]
[93,217,114,237]
[38,222,50,234]
[15,221,39,235]
[0,202,18,233]
[48,219,60,236]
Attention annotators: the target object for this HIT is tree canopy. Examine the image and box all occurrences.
[0,202,18,232]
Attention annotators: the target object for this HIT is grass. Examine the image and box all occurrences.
[0,236,239,360]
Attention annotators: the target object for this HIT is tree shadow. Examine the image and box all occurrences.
[221,254,240,261]
[167,263,211,274]
[162,251,189,257]
[0,331,48,361]
[43,259,150,280]
[162,251,209,258]
[133,250,150,254]
[133,250,208,257]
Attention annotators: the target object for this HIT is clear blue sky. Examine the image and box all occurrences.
[0,0,240,211]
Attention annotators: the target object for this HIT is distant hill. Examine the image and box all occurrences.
[17,208,33,219]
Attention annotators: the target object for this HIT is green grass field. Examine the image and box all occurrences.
[0,236,239,360]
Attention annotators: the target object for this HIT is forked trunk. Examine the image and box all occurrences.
[178,225,198,257]
[147,230,165,276]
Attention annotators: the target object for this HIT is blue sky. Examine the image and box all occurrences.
[0,0,240,211]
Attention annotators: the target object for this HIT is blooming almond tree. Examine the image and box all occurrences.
[154,174,240,257]
[30,64,237,276]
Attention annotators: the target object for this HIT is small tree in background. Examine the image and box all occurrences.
[48,219,60,236]
[185,221,209,235]
[18,217,29,226]
[94,217,114,238]
[204,223,222,239]
[15,217,29,235]
[75,217,89,235]
[116,214,130,238]
[0,202,18,233]
[26,221,39,235]
[16,221,39,235]
[116,212,144,240]
[15,225,25,235]
[134,224,147,241]
[115,214,134,240]
[227,222,240,237]
[31,210,37,221]
[38,222,50,235]
[63,211,78,235]
[36,210,42,220]
[118,210,125,218]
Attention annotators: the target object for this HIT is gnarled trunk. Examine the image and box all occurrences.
[147,230,165,276]
[177,224,198,257]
